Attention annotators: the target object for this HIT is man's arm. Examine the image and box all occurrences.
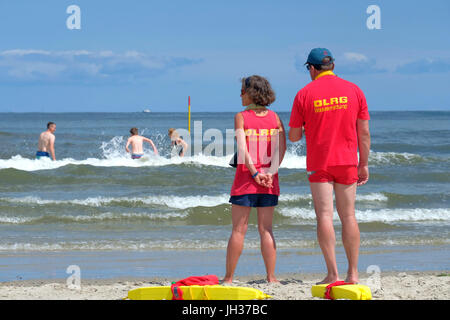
[125,138,131,153]
[288,92,304,142]
[357,119,371,186]
[278,117,287,165]
[288,127,303,142]
[144,137,158,155]
[49,135,56,161]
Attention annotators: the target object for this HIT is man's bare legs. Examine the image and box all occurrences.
[223,204,251,283]
[335,183,360,283]
[310,182,340,284]
[257,206,278,283]
[311,182,360,284]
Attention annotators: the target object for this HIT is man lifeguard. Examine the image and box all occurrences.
[288,48,371,284]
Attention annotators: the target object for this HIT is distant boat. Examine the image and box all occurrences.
[143,109,151,113]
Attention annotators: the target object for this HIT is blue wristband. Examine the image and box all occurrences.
[252,171,259,179]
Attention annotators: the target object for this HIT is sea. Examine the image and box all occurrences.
[0,111,449,282]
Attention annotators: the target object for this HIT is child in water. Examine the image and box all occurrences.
[223,75,286,283]
[168,128,188,157]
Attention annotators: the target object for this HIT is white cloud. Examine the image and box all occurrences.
[336,52,386,75]
[0,49,51,56]
[343,52,369,62]
[395,58,450,74]
[0,49,202,84]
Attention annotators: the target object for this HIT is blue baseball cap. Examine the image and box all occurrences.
[305,48,334,65]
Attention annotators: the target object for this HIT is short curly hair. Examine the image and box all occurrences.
[241,75,276,107]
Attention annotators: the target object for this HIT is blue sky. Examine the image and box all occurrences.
[0,0,449,112]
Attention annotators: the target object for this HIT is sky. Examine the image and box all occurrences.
[0,0,449,112]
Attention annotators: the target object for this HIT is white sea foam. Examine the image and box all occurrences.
[0,237,448,252]
[0,154,236,171]
[0,192,388,210]
[279,207,450,222]
[0,150,430,172]
[0,194,231,209]
[0,216,34,224]
[279,193,388,202]
[368,151,429,165]
[0,132,433,172]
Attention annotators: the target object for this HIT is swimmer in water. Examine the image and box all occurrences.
[125,127,158,159]
[168,128,188,157]
[36,122,56,160]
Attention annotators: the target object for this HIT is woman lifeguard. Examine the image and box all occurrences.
[223,75,286,283]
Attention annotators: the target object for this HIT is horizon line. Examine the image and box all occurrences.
[0,109,449,114]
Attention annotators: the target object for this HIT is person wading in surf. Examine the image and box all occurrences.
[168,128,188,158]
[288,48,371,284]
[223,75,286,283]
[36,122,56,161]
[125,127,158,159]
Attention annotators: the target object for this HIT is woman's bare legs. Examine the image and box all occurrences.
[257,206,278,282]
[223,204,251,283]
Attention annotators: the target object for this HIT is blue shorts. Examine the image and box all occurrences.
[131,153,144,159]
[36,151,50,159]
[229,194,278,207]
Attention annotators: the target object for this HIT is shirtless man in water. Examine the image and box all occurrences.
[125,127,158,159]
[36,122,56,160]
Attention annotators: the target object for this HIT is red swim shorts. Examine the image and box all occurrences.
[307,165,358,185]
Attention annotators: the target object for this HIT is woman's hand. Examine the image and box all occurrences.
[264,173,273,188]
[254,173,273,188]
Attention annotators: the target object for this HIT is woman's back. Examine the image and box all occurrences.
[231,109,280,196]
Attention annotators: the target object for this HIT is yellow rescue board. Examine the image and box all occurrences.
[127,285,271,300]
[311,283,372,300]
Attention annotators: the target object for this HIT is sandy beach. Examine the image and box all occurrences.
[0,271,448,300]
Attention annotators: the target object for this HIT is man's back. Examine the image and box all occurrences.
[38,131,54,152]
[290,73,370,171]
[128,135,145,154]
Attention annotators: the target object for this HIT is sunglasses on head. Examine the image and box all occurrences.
[244,77,251,88]
[241,77,251,95]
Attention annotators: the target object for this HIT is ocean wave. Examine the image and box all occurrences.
[279,207,450,223]
[0,212,189,225]
[2,201,447,227]
[1,147,437,173]
[0,194,231,210]
[278,193,388,202]
[368,151,438,165]
[0,237,448,252]
[0,192,388,211]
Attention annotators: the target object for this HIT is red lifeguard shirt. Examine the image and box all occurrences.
[230,109,280,196]
[289,71,370,171]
